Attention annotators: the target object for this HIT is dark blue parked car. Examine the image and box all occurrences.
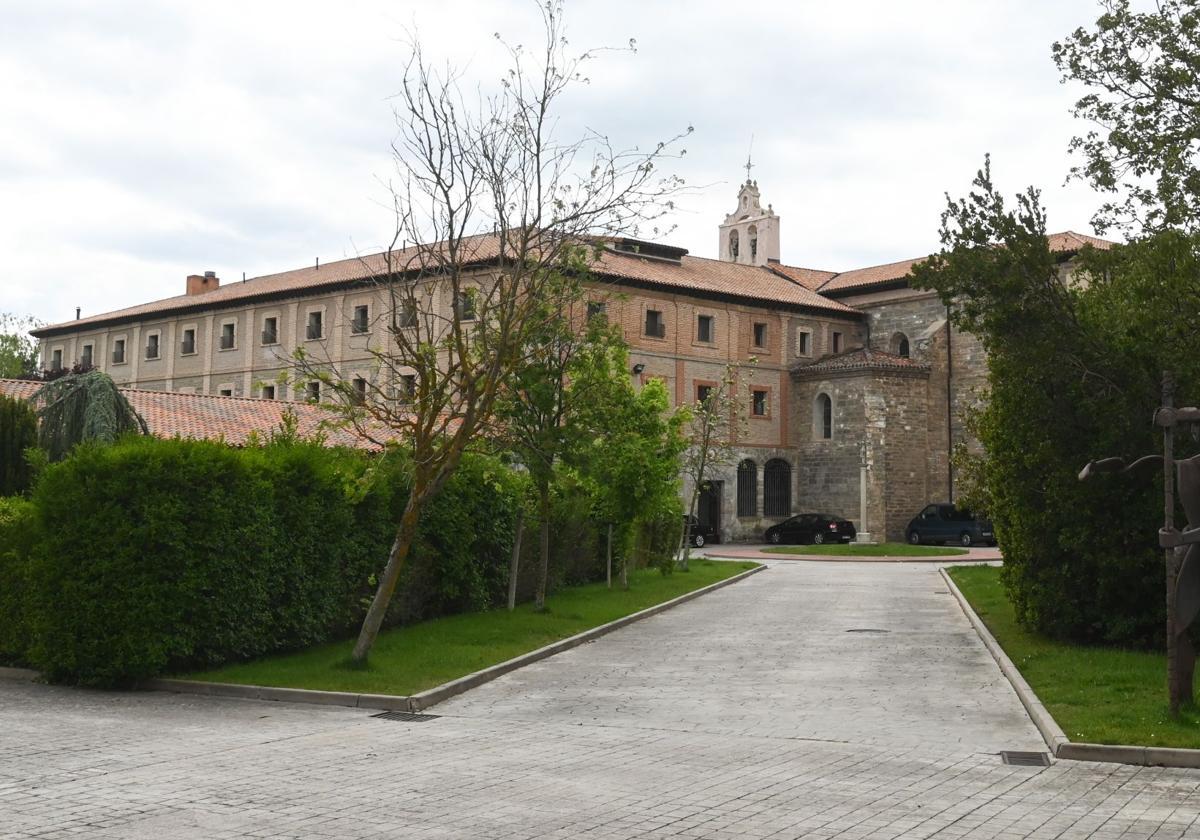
[905,503,995,547]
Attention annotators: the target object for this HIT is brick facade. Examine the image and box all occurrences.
[33,195,1100,544]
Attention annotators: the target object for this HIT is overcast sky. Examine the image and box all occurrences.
[2,0,1116,327]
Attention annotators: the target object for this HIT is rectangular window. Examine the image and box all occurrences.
[51,349,62,371]
[261,317,278,345]
[797,331,811,356]
[696,314,714,343]
[261,384,276,400]
[80,344,93,368]
[753,322,767,348]
[587,301,607,321]
[644,309,665,338]
[307,381,320,401]
[400,374,417,400]
[353,377,367,403]
[219,388,233,397]
[397,301,417,328]
[351,305,369,334]
[752,389,768,417]
[832,331,843,353]
[112,339,126,364]
[181,328,196,355]
[696,384,713,405]
[454,290,476,321]
[306,311,323,340]
[145,334,160,360]
[219,322,236,350]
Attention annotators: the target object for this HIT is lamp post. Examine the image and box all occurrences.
[855,439,874,544]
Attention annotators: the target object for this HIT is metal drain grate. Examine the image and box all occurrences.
[371,711,441,723]
[999,751,1051,766]
[845,628,890,634]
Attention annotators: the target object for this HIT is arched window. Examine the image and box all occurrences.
[729,229,740,260]
[891,331,910,358]
[763,459,792,517]
[814,393,833,440]
[736,459,757,517]
[748,224,758,261]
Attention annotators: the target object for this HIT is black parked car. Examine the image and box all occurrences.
[682,514,720,548]
[905,503,995,547]
[764,513,856,545]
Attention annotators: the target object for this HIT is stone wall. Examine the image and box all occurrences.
[852,289,990,505]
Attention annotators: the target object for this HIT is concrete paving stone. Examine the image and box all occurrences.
[2,561,1199,838]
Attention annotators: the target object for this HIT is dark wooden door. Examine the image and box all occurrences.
[698,481,722,538]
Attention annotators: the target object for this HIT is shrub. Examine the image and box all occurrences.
[19,437,534,686]
[0,496,36,663]
[0,394,37,495]
[913,175,1200,648]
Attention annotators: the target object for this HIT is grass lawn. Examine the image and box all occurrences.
[948,564,1200,749]
[763,542,968,557]
[184,558,759,697]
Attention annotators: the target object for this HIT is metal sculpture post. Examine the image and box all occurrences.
[1080,372,1200,716]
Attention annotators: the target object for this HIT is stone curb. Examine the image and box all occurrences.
[0,666,39,681]
[940,567,1200,769]
[141,563,766,713]
[707,549,1001,564]
[938,568,1069,754]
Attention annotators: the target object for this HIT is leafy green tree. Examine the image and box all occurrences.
[912,158,1200,650]
[30,370,148,461]
[1055,0,1200,233]
[570,337,686,588]
[494,260,614,610]
[0,314,41,380]
[284,3,685,664]
[0,395,37,495]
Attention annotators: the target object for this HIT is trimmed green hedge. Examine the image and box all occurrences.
[0,496,36,664]
[0,394,37,496]
[12,437,526,686]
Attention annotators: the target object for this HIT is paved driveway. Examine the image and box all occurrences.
[2,561,1198,839]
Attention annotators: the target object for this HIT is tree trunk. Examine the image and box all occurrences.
[606,522,613,589]
[507,510,524,611]
[535,480,551,610]
[352,497,423,663]
[620,536,628,590]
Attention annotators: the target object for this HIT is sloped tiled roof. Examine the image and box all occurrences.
[31,230,1114,336]
[594,248,858,314]
[0,379,395,449]
[766,261,839,291]
[817,257,926,295]
[792,347,930,378]
[816,230,1115,295]
[35,234,859,338]
[33,234,506,337]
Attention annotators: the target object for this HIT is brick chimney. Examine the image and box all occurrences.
[186,270,220,296]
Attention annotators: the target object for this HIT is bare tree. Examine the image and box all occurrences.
[291,2,688,663]
[677,362,751,572]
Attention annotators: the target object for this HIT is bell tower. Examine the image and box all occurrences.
[719,177,779,266]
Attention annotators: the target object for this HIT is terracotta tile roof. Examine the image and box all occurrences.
[765,261,838,291]
[0,379,394,449]
[817,257,925,295]
[593,248,858,315]
[1045,230,1114,252]
[35,234,859,338]
[816,230,1115,295]
[33,234,505,337]
[792,347,930,377]
[32,230,1112,336]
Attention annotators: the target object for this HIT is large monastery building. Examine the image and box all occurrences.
[29,180,1110,542]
